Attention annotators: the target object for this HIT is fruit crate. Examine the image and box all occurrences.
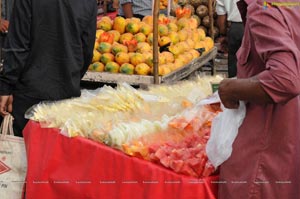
[82,46,217,86]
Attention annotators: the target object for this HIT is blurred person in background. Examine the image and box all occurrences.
[216,0,244,78]
[218,0,300,198]
[113,0,119,11]
[0,0,97,136]
[118,0,153,19]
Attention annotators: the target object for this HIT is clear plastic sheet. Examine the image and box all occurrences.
[26,76,223,143]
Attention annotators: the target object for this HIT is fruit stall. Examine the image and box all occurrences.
[23,76,222,198]
[21,1,222,198]
[83,0,217,86]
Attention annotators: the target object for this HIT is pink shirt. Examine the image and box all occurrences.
[219,0,300,198]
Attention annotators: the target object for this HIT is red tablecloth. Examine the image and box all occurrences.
[23,121,218,199]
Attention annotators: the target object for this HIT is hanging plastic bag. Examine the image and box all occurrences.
[206,101,246,168]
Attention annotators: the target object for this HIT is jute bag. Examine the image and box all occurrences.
[0,115,27,199]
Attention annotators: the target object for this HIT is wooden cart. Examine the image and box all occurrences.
[82,47,217,86]
[87,0,217,86]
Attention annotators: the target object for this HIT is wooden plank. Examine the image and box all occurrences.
[82,72,160,85]
[82,47,217,85]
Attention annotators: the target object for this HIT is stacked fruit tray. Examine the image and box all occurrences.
[83,14,217,85]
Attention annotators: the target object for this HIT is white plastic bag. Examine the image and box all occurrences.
[206,101,246,168]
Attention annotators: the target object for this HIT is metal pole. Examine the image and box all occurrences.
[208,0,214,40]
[153,0,159,84]
[208,0,216,76]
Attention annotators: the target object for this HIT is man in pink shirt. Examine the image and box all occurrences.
[218,0,300,198]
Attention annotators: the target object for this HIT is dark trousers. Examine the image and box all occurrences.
[12,94,42,137]
[228,22,244,78]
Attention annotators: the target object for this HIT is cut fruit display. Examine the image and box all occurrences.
[28,76,223,178]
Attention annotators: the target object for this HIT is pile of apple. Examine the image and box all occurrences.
[88,14,214,76]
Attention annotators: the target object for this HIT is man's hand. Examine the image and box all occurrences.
[216,36,228,53]
[0,19,9,33]
[218,79,239,109]
[219,77,274,109]
[0,95,13,117]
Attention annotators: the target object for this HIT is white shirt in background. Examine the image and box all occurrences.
[216,0,242,22]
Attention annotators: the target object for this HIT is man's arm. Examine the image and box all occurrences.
[81,3,97,78]
[217,15,227,36]
[122,3,133,18]
[216,0,227,52]
[219,8,300,108]
[216,0,227,35]
[0,0,31,116]
[119,0,133,18]
[0,0,32,95]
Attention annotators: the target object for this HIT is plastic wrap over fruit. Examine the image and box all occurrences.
[25,76,223,142]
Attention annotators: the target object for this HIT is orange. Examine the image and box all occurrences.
[119,33,134,44]
[177,29,188,42]
[176,18,189,30]
[136,42,151,53]
[96,29,105,39]
[167,22,178,32]
[108,30,121,42]
[168,31,180,44]
[94,41,99,50]
[142,16,153,25]
[197,28,206,41]
[158,24,169,36]
[168,44,182,56]
[130,53,145,66]
[160,52,174,63]
[189,49,200,59]
[146,33,154,45]
[97,42,112,53]
[159,65,172,75]
[105,61,120,73]
[97,18,112,31]
[140,24,153,36]
[134,33,147,42]
[92,50,101,63]
[120,63,135,75]
[88,62,105,72]
[159,36,171,47]
[125,22,140,34]
[113,16,127,34]
[111,42,128,55]
[204,37,214,51]
[135,63,151,75]
[100,53,114,65]
[115,52,130,65]
[174,58,185,69]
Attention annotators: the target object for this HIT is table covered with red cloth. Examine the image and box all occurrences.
[23,121,219,199]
